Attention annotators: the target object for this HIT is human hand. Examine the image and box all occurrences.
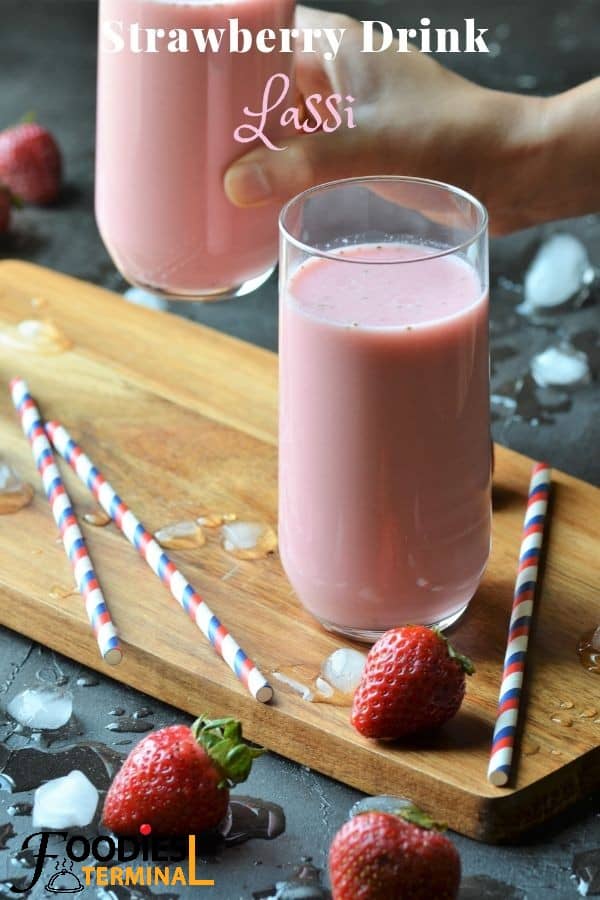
[224,6,550,235]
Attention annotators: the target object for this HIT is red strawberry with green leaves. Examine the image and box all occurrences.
[351,625,474,739]
[329,809,460,900]
[0,122,62,205]
[102,716,263,836]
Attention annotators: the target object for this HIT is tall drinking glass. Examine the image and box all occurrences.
[96,0,295,300]
[279,177,491,641]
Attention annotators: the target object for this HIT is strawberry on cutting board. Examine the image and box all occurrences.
[102,716,263,836]
[0,122,62,205]
[329,809,460,900]
[351,625,474,739]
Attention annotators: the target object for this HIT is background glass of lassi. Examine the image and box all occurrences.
[96,0,295,300]
[279,176,491,640]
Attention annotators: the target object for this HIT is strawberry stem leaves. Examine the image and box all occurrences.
[191,715,264,788]
[432,628,475,675]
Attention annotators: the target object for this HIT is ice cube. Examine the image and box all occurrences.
[321,649,367,694]
[221,521,277,560]
[523,234,595,311]
[32,770,98,829]
[530,343,591,388]
[7,687,73,730]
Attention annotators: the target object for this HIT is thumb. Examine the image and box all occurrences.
[224,129,382,208]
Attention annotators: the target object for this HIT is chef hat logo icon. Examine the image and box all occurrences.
[45,858,84,894]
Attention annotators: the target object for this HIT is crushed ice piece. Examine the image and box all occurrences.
[522,234,595,312]
[155,520,206,550]
[124,287,168,311]
[530,343,591,388]
[314,677,334,698]
[350,795,413,819]
[7,687,73,730]
[321,649,367,694]
[221,521,277,560]
[272,672,314,702]
[0,319,72,354]
[32,770,98,829]
[572,848,600,896]
[0,461,34,514]
[491,394,518,418]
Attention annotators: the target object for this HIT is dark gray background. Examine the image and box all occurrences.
[0,1,599,898]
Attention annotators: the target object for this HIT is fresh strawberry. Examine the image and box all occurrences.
[329,810,460,900]
[351,626,474,739]
[0,186,11,234]
[0,123,62,205]
[102,716,263,836]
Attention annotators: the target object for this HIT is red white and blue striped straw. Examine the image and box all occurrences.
[487,461,552,786]
[9,378,122,666]
[46,420,273,704]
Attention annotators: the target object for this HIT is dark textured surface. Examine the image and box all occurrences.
[0,2,599,898]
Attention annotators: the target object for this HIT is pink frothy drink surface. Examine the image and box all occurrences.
[279,243,491,633]
[96,0,295,297]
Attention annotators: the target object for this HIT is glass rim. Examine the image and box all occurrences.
[278,175,489,265]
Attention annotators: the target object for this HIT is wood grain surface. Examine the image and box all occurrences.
[0,260,598,842]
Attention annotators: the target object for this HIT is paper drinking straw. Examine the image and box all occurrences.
[46,420,273,704]
[487,461,552,786]
[9,378,122,665]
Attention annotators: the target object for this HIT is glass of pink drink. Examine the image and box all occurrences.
[96,0,295,301]
[279,177,491,641]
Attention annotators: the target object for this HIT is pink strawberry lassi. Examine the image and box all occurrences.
[96,0,295,299]
[279,242,491,638]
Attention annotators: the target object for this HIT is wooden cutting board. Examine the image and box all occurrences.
[0,259,598,843]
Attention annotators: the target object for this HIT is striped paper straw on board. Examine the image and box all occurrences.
[487,461,552,786]
[10,378,122,665]
[46,420,273,703]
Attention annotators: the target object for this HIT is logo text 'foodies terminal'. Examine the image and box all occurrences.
[11,825,214,893]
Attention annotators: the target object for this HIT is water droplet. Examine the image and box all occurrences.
[272,671,314,702]
[109,707,126,717]
[522,739,540,756]
[0,741,122,792]
[0,822,15,850]
[460,875,526,899]
[196,512,237,528]
[76,676,99,688]
[132,708,152,720]
[550,714,573,727]
[7,687,73,730]
[551,749,562,757]
[253,862,331,899]
[6,802,32,817]
[83,509,111,527]
[559,700,575,710]
[220,796,285,846]
[49,585,75,602]
[579,708,598,719]
[0,318,72,354]
[0,461,34,515]
[105,717,154,734]
[577,627,600,674]
[221,521,277,560]
[155,520,206,550]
